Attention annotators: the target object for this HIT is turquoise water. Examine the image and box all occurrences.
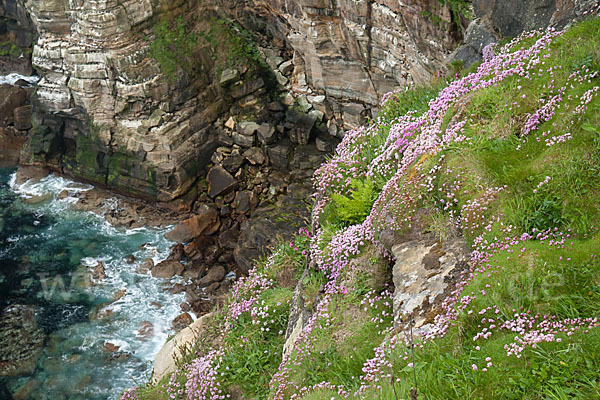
[0,168,185,399]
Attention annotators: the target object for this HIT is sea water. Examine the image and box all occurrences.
[0,168,185,399]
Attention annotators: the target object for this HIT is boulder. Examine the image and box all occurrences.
[392,237,469,329]
[0,84,26,126]
[184,235,214,261]
[449,18,498,68]
[257,123,277,145]
[222,153,244,174]
[171,312,193,332]
[89,261,107,282]
[151,260,184,279]
[289,113,317,145]
[13,105,32,131]
[279,60,294,75]
[219,68,240,86]
[152,313,213,383]
[473,0,555,38]
[283,268,312,358]
[0,305,45,376]
[218,224,240,250]
[267,139,291,171]
[315,133,334,153]
[231,132,255,148]
[207,166,237,198]
[237,121,260,136]
[230,78,264,99]
[243,147,265,165]
[234,191,252,214]
[198,265,226,287]
[165,207,220,243]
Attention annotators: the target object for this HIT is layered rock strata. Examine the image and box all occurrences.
[17,0,463,204]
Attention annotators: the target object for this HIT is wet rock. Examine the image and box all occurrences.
[89,303,113,320]
[0,305,45,376]
[184,235,213,261]
[23,193,52,204]
[12,377,41,400]
[103,342,121,353]
[151,260,184,279]
[180,302,191,312]
[125,254,136,264]
[169,283,185,294]
[171,312,193,332]
[243,147,265,165]
[198,265,226,288]
[137,321,154,341]
[168,243,186,262]
[392,237,469,329]
[165,207,220,243]
[207,166,237,198]
[205,282,220,294]
[137,258,154,274]
[113,289,126,301]
[90,261,107,281]
[150,302,163,308]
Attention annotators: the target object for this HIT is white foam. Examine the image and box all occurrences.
[6,171,186,399]
[0,73,39,86]
[10,172,92,199]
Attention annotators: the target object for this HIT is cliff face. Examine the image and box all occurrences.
[0,0,34,74]
[16,0,460,202]
[257,0,460,104]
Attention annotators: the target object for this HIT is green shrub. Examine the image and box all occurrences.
[330,179,376,226]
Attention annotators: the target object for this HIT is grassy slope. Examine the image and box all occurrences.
[302,16,600,400]
[128,16,600,400]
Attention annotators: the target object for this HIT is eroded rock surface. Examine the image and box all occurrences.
[392,237,469,329]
